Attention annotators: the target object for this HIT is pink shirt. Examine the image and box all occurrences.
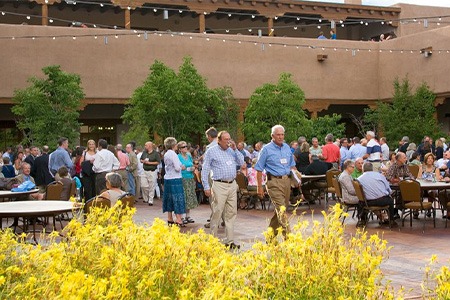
[247,167,266,186]
[117,151,130,170]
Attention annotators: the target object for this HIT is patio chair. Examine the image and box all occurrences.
[399,179,435,232]
[352,180,392,228]
[325,169,341,205]
[118,193,135,209]
[408,165,420,179]
[332,176,358,224]
[84,195,111,215]
[236,172,260,210]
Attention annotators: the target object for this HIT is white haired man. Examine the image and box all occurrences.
[363,131,382,172]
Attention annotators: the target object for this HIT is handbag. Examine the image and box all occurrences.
[81,152,93,177]
[11,180,36,192]
[0,177,19,190]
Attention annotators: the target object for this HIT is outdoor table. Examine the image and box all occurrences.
[0,189,40,201]
[301,174,326,181]
[0,200,80,243]
[390,179,450,191]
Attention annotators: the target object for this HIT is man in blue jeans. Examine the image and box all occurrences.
[357,162,398,227]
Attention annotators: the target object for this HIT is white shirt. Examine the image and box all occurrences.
[164,150,182,180]
[93,149,119,173]
[136,152,144,176]
[436,158,448,169]
[381,143,389,161]
[366,138,382,161]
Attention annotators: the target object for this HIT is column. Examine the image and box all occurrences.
[42,3,48,26]
[124,9,131,29]
[268,17,273,35]
[199,13,206,33]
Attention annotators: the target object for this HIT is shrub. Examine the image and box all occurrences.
[0,204,395,299]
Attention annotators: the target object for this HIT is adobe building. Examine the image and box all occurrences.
[1,0,450,146]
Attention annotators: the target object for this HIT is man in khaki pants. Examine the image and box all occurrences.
[255,125,299,241]
[201,131,244,250]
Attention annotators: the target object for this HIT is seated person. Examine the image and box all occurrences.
[15,162,43,200]
[1,157,16,178]
[408,152,421,166]
[98,172,126,207]
[57,166,73,201]
[351,157,364,179]
[385,152,414,184]
[301,155,331,203]
[246,158,266,191]
[357,162,397,227]
[338,160,360,205]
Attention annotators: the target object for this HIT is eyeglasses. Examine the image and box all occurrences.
[179,146,187,149]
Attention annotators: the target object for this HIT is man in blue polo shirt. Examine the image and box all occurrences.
[255,125,299,240]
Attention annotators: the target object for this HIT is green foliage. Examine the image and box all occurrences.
[11,65,84,149]
[365,78,443,145]
[122,57,239,144]
[208,87,240,138]
[242,73,311,144]
[311,114,346,143]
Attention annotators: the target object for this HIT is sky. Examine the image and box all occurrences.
[303,0,450,8]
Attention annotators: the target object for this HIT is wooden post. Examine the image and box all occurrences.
[199,13,206,33]
[125,9,131,29]
[42,4,48,26]
[268,17,273,35]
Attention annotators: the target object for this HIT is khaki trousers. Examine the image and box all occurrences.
[266,177,291,238]
[141,170,157,203]
[116,169,129,192]
[210,181,238,243]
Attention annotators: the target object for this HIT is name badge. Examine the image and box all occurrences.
[280,158,288,164]
[226,160,233,166]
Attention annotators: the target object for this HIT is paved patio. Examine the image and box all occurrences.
[133,198,450,298]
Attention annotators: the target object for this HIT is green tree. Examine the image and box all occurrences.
[242,73,311,144]
[12,65,84,149]
[311,114,345,143]
[208,86,240,138]
[365,78,443,145]
[123,57,239,144]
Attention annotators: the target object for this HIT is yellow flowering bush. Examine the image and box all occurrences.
[0,204,395,299]
[422,255,450,299]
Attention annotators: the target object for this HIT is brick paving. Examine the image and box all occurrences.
[134,198,450,298]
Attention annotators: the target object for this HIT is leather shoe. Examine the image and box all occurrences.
[204,222,210,228]
[225,242,240,250]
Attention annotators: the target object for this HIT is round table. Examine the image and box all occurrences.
[391,180,450,191]
[301,174,326,180]
[0,189,40,199]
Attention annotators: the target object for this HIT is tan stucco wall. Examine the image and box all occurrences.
[0,23,449,106]
[396,4,450,37]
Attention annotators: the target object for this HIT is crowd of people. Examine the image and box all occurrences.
[2,129,450,245]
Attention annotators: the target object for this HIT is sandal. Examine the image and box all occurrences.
[167,221,175,226]
[186,217,195,223]
[175,221,186,227]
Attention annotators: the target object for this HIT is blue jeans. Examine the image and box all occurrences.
[127,172,136,196]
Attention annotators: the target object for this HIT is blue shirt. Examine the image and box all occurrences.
[357,171,391,200]
[254,141,295,176]
[340,146,350,166]
[178,153,194,179]
[201,145,244,190]
[49,147,73,175]
[349,143,367,160]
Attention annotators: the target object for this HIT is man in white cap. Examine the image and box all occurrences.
[363,131,382,172]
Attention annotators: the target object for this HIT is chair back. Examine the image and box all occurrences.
[351,180,366,203]
[70,180,77,198]
[84,195,111,214]
[331,176,343,200]
[408,165,420,178]
[118,193,135,209]
[235,172,248,190]
[326,169,341,187]
[45,181,64,200]
[399,179,422,203]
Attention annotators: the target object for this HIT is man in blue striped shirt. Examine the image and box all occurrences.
[201,131,244,249]
[255,125,299,241]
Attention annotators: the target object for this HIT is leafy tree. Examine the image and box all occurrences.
[365,78,443,145]
[208,87,240,138]
[242,73,311,144]
[123,57,239,144]
[311,114,346,143]
[12,65,84,149]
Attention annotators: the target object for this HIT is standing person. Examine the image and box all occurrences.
[201,131,244,249]
[178,141,198,224]
[309,137,322,157]
[140,141,161,206]
[126,143,138,196]
[321,133,341,169]
[135,146,144,200]
[49,137,74,180]
[203,127,218,228]
[80,140,97,201]
[255,125,299,241]
[24,146,39,177]
[380,137,390,162]
[115,144,130,192]
[163,137,186,227]
[339,138,350,169]
[349,137,367,160]
[93,139,119,195]
[330,29,337,39]
[32,145,54,192]
[363,131,382,172]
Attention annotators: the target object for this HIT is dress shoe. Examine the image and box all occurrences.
[204,222,210,228]
[148,202,153,206]
[225,242,240,250]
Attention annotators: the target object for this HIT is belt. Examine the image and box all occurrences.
[267,173,290,180]
[368,160,381,162]
[214,179,235,184]
[117,168,126,171]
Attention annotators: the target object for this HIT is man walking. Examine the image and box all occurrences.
[140,142,160,206]
[201,131,244,249]
[255,125,299,241]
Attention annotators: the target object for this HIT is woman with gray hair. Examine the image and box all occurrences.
[99,172,126,206]
[163,137,186,227]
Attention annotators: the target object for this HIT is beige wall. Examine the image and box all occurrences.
[0,22,449,106]
[396,4,450,37]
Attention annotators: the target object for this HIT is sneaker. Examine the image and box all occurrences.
[186,217,195,223]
